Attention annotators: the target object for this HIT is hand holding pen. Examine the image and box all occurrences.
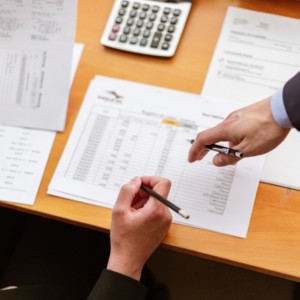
[188,98,290,167]
[108,176,173,281]
[187,140,243,158]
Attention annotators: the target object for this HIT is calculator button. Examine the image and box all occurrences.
[136,19,144,28]
[126,18,134,26]
[139,11,147,20]
[157,24,165,32]
[119,8,126,16]
[133,28,141,36]
[130,36,138,44]
[161,15,168,23]
[130,10,137,18]
[109,33,117,41]
[140,38,148,46]
[152,6,159,13]
[121,1,129,8]
[123,26,131,34]
[161,43,170,50]
[112,24,120,32]
[142,4,150,11]
[143,30,151,38]
[146,22,153,30]
[170,17,178,25]
[163,7,171,15]
[173,9,181,17]
[151,32,162,48]
[133,2,140,9]
[149,14,156,21]
[168,25,175,33]
[165,34,172,42]
[119,35,128,43]
[115,16,123,24]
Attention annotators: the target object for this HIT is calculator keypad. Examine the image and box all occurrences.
[101,0,191,57]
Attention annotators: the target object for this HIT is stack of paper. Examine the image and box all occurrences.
[0,44,84,205]
[0,0,82,206]
[0,0,77,131]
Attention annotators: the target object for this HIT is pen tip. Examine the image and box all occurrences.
[179,209,190,219]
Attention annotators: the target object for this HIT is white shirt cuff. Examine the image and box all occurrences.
[270,88,293,128]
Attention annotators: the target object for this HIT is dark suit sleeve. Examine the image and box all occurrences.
[283,71,300,130]
[87,269,147,300]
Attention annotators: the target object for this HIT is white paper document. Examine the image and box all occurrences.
[49,76,265,237]
[0,43,84,205]
[0,0,77,131]
[202,7,300,190]
[0,126,55,205]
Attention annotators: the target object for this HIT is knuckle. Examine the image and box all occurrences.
[162,178,172,189]
[196,132,202,139]
[120,183,134,194]
[112,205,125,218]
[165,211,173,224]
[152,205,172,223]
[151,206,165,220]
[227,109,239,120]
[218,128,229,141]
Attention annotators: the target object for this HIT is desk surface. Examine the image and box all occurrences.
[2,0,300,283]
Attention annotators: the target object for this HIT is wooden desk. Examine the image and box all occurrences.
[2,0,300,283]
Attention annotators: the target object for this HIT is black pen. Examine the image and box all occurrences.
[187,140,243,158]
[140,184,190,219]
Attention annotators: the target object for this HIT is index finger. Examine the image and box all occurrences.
[140,176,171,199]
[188,123,229,163]
[140,176,173,218]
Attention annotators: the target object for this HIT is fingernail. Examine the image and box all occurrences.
[130,176,140,183]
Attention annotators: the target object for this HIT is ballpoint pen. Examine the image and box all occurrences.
[141,184,190,219]
[187,140,243,158]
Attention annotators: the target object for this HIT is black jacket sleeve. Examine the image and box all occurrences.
[87,269,147,300]
[283,71,300,130]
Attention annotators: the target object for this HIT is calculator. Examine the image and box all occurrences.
[101,0,192,57]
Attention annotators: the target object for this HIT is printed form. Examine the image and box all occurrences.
[49,76,265,238]
[202,7,300,190]
[0,43,84,205]
[0,0,77,131]
[0,126,55,205]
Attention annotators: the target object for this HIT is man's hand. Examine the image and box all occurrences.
[188,97,290,166]
[107,176,172,281]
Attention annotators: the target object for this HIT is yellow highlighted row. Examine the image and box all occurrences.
[162,119,180,126]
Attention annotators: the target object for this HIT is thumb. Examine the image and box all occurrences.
[212,153,242,167]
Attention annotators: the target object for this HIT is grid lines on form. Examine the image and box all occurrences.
[64,106,197,190]
[170,158,236,215]
[164,124,236,216]
[64,106,236,216]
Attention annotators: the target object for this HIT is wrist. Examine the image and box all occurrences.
[107,254,144,281]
